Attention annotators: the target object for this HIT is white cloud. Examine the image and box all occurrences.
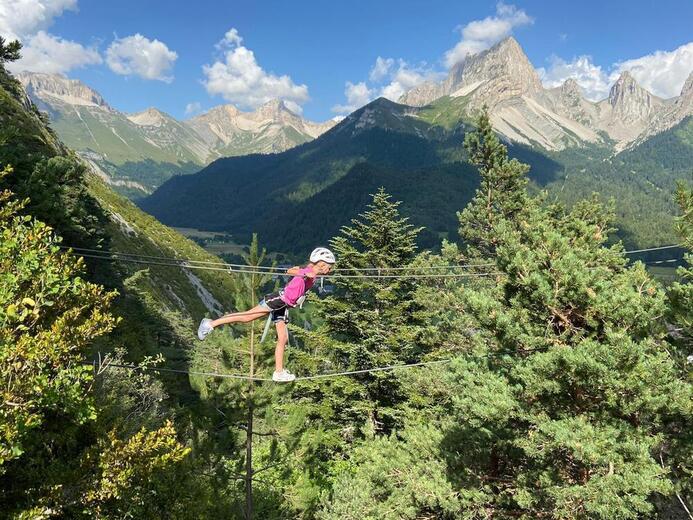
[369,56,394,82]
[8,30,101,74]
[217,28,243,49]
[331,81,374,114]
[106,34,178,82]
[614,42,693,98]
[379,60,443,101]
[444,2,533,68]
[333,57,442,114]
[202,27,309,110]
[1,0,103,75]
[0,0,76,41]
[539,42,693,101]
[538,55,610,101]
[184,101,202,116]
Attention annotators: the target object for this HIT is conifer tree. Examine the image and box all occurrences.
[458,106,531,259]
[321,116,693,520]
[312,188,423,430]
[0,36,21,67]
[447,120,693,518]
[665,182,693,513]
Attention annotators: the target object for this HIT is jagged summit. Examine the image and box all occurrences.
[17,71,109,108]
[561,78,583,96]
[607,71,662,113]
[449,36,542,106]
[17,71,336,198]
[128,107,174,127]
[596,71,664,146]
[396,37,690,151]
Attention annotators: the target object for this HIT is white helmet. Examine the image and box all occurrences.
[310,247,336,264]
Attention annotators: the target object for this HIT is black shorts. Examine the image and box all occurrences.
[260,292,289,323]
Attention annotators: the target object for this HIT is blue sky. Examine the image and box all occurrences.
[3,0,692,121]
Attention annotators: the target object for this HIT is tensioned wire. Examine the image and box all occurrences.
[59,245,496,271]
[71,252,503,279]
[84,357,460,382]
[59,243,682,278]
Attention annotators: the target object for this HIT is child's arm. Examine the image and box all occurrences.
[286,266,316,278]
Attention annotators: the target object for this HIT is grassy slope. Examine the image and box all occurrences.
[2,66,243,407]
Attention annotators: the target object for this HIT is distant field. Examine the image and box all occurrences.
[172,227,248,257]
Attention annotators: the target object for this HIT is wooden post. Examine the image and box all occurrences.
[245,282,256,520]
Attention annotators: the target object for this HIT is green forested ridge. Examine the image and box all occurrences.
[2,53,692,520]
[142,97,691,257]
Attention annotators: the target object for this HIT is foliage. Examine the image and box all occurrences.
[318,421,461,520]
[320,114,693,519]
[664,182,693,511]
[0,67,238,519]
[0,166,117,468]
[80,421,193,519]
[310,188,424,431]
[0,36,21,66]
[458,106,531,258]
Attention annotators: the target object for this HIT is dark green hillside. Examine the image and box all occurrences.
[141,97,565,255]
[258,161,479,253]
[542,118,693,249]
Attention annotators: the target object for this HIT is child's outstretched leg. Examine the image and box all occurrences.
[197,305,269,340]
[272,320,295,382]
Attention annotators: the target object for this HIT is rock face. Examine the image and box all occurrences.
[637,71,693,142]
[399,37,691,151]
[18,71,109,108]
[595,71,665,146]
[187,99,336,155]
[17,71,336,197]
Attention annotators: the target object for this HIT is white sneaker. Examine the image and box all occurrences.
[197,318,214,340]
[272,369,296,383]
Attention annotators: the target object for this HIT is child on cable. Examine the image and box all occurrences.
[197,247,336,382]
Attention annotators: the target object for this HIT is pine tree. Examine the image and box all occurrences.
[448,125,693,516]
[665,182,693,514]
[458,106,531,259]
[320,122,693,520]
[314,188,423,429]
[276,190,426,515]
[0,36,21,67]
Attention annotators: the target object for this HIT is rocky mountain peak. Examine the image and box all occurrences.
[561,78,582,96]
[606,70,663,123]
[17,71,109,108]
[127,107,171,127]
[608,71,637,104]
[444,36,542,105]
[254,98,295,119]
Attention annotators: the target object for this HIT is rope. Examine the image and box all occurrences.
[84,358,455,382]
[73,252,501,279]
[622,244,682,254]
[59,243,682,274]
[295,359,453,380]
[59,245,495,272]
[645,259,681,265]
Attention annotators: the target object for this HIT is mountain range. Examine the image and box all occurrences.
[139,37,692,256]
[400,37,692,152]
[17,71,336,198]
[14,37,693,257]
